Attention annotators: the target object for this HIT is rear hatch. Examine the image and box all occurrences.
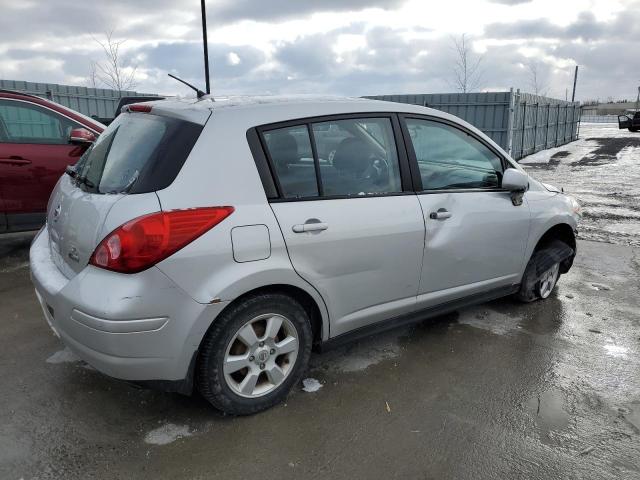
[47,108,206,277]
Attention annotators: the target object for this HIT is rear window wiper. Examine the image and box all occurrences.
[66,165,95,189]
[76,175,96,189]
[65,165,77,179]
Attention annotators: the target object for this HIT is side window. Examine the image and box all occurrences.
[405,118,503,191]
[311,117,402,196]
[263,125,318,199]
[0,99,78,145]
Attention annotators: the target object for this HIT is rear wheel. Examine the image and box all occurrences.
[196,292,312,415]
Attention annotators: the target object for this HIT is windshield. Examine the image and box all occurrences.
[74,112,203,194]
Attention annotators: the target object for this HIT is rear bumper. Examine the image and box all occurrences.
[30,227,228,387]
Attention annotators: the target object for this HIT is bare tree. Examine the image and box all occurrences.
[86,61,99,89]
[527,61,548,97]
[450,34,483,93]
[91,30,137,95]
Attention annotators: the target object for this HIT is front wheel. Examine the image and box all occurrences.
[536,262,560,299]
[517,240,572,303]
[196,293,313,415]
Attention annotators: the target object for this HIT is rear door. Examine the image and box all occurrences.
[0,98,87,231]
[261,115,425,337]
[400,115,530,306]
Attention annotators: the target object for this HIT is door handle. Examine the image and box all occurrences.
[0,156,31,166]
[292,222,329,233]
[429,210,452,220]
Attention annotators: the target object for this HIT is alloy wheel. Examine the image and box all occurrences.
[223,313,299,398]
[538,263,560,299]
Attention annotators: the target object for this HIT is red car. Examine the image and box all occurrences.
[0,90,104,233]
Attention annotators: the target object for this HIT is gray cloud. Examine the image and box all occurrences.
[488,0,533,4]
[214,0,408,23]
[0,0,639,101]
[485,9,639,41]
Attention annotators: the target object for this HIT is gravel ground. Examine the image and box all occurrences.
[521,123,640,246]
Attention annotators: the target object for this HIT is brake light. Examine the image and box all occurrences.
[89,207,234,273]
[127,104,152,113]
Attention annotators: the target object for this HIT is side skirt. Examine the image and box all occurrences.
[317,284,520,352]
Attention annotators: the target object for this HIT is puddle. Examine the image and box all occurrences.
[527,388,570,445]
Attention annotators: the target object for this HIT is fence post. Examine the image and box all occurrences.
[576,105,581,140]
[506,88,516,156]
[544,103,550,148]
[520,101,527,159]
[533,103,539,153]
[555,104,560,147]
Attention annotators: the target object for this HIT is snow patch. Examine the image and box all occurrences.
[0,261,29,273]
[302,378,323,393]
[457,307,521,336]
[519,138,600,165]
[312,330,403,373]
[144,423,192,445]
[46,348,80,364]
[603,344,628,358]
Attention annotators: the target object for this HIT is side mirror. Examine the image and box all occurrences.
[69,127,96,145]
[502,168,529,192]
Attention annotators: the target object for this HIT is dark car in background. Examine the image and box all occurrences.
[0,90,104,233]
[618,111,640,132]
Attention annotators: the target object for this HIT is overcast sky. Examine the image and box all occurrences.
[1,0,638,101]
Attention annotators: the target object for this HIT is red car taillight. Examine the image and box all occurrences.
[89,207,234,273]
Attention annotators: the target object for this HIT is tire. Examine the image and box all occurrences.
[516,240,567,303]
[196,292,312,415]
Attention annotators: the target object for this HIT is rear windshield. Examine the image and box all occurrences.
[74,112,203,194]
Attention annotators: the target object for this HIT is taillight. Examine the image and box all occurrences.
[126,103,152,113]
[89,207,234,273]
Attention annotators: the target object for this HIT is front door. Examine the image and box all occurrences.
[0,99,87,231]
[401,116,530,306]
[262,116,425,337]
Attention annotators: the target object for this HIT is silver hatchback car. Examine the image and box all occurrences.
[30,96,579,414]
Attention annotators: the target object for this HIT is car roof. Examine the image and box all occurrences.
[145,94,456,126]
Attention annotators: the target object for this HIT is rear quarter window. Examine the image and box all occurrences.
[74,112,203,194]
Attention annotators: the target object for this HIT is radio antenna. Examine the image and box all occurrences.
[167,73,207,99]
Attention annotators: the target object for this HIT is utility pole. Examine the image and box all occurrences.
[571,65,578,102]
[200,0,211,95]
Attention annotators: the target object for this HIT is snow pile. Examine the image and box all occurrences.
[144,423,192,445]
[46,348,80,364]
[302,378,323,393]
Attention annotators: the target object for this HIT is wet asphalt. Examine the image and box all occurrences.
[1,127,640,480]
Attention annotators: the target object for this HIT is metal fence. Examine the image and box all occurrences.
[580,115,619,123]
[0,79,159,120]
[365,90,581,160]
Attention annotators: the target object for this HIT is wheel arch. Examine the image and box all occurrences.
[202,281,328,349]
[531,222,577,273]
